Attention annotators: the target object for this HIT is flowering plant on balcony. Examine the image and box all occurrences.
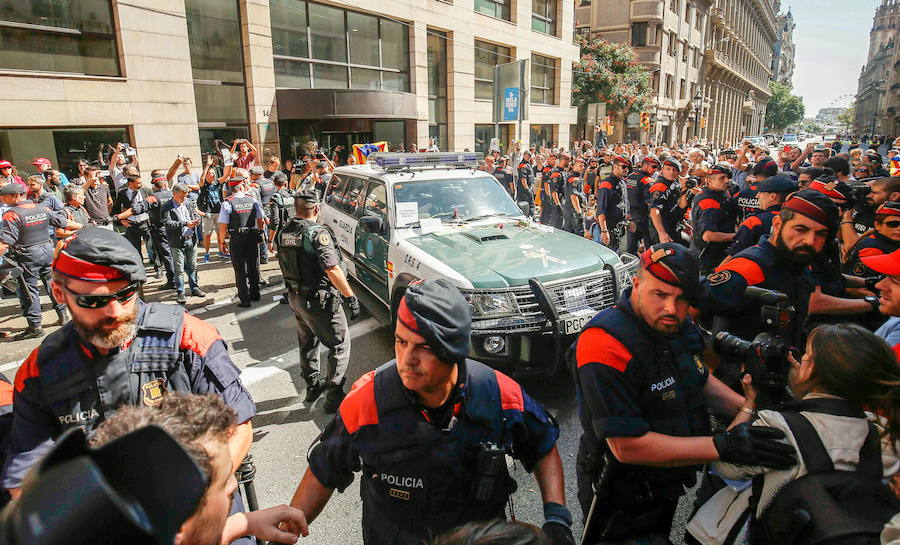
[572,34,654,116]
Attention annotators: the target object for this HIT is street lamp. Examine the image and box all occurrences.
[692,92,703,142]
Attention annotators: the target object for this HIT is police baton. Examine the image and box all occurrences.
[580,454,613,545]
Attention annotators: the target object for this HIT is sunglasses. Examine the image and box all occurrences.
[854,168,869,172]
[63,281,141,309]
[885,220,900,228]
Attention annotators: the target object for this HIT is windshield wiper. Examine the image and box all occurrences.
[464,213,512,223]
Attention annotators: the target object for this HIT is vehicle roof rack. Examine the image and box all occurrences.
[369,152,480,172]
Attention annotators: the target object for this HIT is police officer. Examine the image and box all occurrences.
[548,153,571,229]
[0,184,80,339]
[493,156,515,200]
[845,201,900,277]
[700,190,840,386]
[517,150,536,217]
[539,153,558,225]
[287,279,574,545]
[724,175,796,262]
[276,190,359,412]
[574,243,795,544]
[218,175,265,308]
[562,158,587,235]
[690,163,737,274]
[145,175,176,287]
[2,227,256,539]
[594,155,629,251]
[648,157,688,245]
[250,166,275,265]
[625,156,659,254]
[733,157,778,223]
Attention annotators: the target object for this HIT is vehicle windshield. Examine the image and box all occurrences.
[782,134,798,142]
[391,176,522,225]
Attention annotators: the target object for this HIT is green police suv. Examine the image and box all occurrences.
[319,152,638,374]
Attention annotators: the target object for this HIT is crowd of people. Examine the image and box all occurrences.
[3,129,900,545]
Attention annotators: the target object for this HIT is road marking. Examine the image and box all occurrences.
[349,317,383,337]
[0,360,22,373]
[240,365,285,385]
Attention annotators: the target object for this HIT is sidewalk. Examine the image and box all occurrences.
[0,251,285,364]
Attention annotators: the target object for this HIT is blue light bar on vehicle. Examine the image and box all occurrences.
[369,152,480,171]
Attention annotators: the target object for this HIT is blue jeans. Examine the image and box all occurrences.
[172,237,199,293]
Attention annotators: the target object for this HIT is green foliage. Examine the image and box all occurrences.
[765,81,805,131]
[572,35,655,116]
[837,104,855,129]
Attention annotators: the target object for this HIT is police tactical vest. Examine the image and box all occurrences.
[271,190,295,230]
[257,179,276,204]
[227,195,257,230]
[598,175,625,223]
[361,359,510,545]
[33,303,190,435]
[577,301,710,487]
[625,171,651,219]
[149,189,173,226]
[8,202,52,248]
[277,218,329,292]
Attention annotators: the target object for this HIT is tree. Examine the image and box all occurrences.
[765,81,805,132]
[837,103,855,132]
[572,35,655,116]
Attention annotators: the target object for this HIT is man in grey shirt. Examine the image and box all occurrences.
[81,166,114,228]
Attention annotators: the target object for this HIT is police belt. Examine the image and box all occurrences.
[285,280,334,296]
[228,227,260,235]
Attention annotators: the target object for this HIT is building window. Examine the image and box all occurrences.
[428,30,448,151]
[0,0,120,76]
[186,0,249,145]
[651,71,659,93]
[474,40,512,100]
[532,0,557,36]
[530,53,557,105]
[475,124,511,155]
[669,0,678,13]
[679,78,685,99]
[668,32,676,56]
[270,0,410,92]
[0,127,129,179]
[575,26,590,38]
[529,124,555,148]
[695,12,703,31]
[665,74,673,98]
[474,0,511,21]
[631,22,647,46]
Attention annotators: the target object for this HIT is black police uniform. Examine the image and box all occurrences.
[539,163,555,225]
[308,358,559,545]
[561,171,585,234]
[691,188,736,274]
[276,216,350,396]
[266,187,295,241]
[146,186,176,284]
[851,202,875,237]
[548,166,566,229]
[113,184,154,261]
[595,174,626,251]
[726,205,781,258]
[0,200,67,329]
[648,176,685,245]
[733,183,761,223]
[493,166,515,200]
[220,192,263,305]
[625,169,653,254]
[845,232,900,277]
[517,160,536,216]
[573,288,710,542]
[254,176,277,264]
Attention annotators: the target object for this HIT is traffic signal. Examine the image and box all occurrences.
[640,112,650,129]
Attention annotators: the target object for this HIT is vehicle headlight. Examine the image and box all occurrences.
[461,290,518,317]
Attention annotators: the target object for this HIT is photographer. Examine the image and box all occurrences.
[108,143,139,191]
[574,244,796,544]
[699,190,840,384]
[691,163,738,274]
[198,154,230,261]
[723,175,796,263]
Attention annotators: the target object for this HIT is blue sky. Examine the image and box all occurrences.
[789,0,882,116]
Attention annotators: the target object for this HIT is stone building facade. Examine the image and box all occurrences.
[771,9,795,87]
[0,0,579,178]
[853,0,900,137]
[700,0,777,146]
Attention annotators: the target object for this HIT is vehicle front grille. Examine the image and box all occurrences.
[470,253,639,335]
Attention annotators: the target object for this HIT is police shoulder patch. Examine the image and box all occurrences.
[318,232,331,246]
[707,270,731,286]
[142,378,167,407]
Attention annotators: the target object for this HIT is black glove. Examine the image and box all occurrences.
[542,502,575,545]
[865,275,884,293]
[713,421,797,470]
[542,521,576,545]
[345,295,360,320]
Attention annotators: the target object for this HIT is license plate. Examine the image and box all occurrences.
[561,313,591,335]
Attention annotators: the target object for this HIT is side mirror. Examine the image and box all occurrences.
[517,201,530,216]
[359,215,383,234]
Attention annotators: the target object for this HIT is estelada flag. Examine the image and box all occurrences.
[352,141,388,164]
[890,156,900,177]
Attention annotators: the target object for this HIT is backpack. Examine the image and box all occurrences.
[752,411,898,545]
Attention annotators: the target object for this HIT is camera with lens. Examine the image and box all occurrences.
[683,176,699,190]
[710,287,797,407]
[292,160,308,174]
